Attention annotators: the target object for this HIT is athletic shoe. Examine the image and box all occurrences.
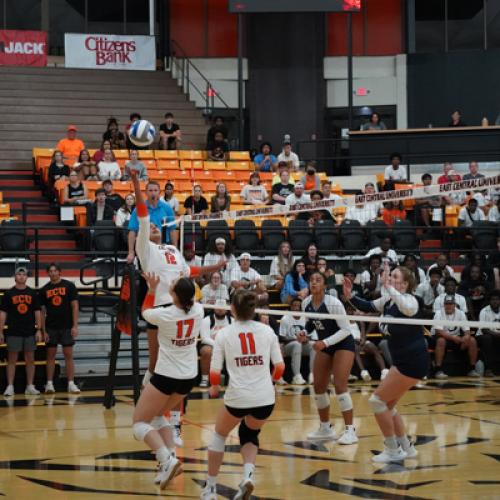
[155,460,183,484]
[435,371,448,380]
[337,427,359,445]
[307,424,336,441]
[360,370,371,382]
[380,368,389,380]
[3,385,14,396]
[467,369,480,378]
[348,374,358,382]
[372,446,407,463]
[308,373,314,385]
[45,381,55,394]
[173,425,183,447]
[68,381,81,394]
[25,385,40,395]
[475,360,484,377]
[199,379,209,388]
[157,456,182,489]
[275,377,287,386]
[403,443,418,459]
[233,478,255,500]
[484,369,495,378]
[292,374,306,385]
[200,482,217,500]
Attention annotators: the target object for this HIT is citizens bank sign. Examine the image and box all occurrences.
[65,33,155,71]
[0,30,47,66]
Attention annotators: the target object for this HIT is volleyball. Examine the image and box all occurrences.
[128,119,156,147]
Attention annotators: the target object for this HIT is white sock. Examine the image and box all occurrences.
[170,411,181,426]
[345,424,354,431]
[397,435,411,450]
[320,421,331,431]
[156,446,170,465]
[384,436,398,450]
[167,447,176,459]
[207,475,217,487]
[243,463,255,480]
[202,374,208,381]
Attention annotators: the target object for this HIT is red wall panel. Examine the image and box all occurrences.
[170,0,205,57]
[207,0,238,57]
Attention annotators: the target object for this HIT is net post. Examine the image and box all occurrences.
[128,264,141,404]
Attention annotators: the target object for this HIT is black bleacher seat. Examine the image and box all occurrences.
[366,220,389,248]
[471,220,498,250]
[0,220,26,253]
[206,220,231,247]
[183,222,205,253]
[234,219,260,252]
[261,219,285,253]
[288,219,313,253]
[93,220,117,254]
[393,219,418,252]
[340,219,366,253]
[314,220,338,253]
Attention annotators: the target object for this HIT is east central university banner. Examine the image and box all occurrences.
[65,33,156,71]
[0,30,47,66]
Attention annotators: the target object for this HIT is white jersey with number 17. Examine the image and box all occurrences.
[211,320,283,409]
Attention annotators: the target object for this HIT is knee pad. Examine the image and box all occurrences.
[336,392,353,412]
[208,432,227,453]
[314,392,330,410]
[133,421,154,441]
[239,420,261,448]
[368,394,389,414]
[151,416,170,430]
[391,407,398,417]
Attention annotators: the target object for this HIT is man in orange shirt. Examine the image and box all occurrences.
[56,125,85,163]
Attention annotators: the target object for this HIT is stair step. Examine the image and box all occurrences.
[26,214,59,223]
[419,240,441,248]
[32,240,77,250]
[37,254,85,263]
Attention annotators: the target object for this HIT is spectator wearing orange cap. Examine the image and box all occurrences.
[56,125,85,163]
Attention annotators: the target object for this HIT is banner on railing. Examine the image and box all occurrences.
[116,272,132,335]
[65,33,156,71]
[0,30,47,67]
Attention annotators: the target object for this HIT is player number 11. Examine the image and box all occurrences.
[238,332,256,355]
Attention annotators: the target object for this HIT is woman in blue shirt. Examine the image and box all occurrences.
[281,260,309,304]
[253,142,278,172]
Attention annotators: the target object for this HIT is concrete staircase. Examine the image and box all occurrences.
[0,66,208,170]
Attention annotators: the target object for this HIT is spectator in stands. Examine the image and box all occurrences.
[73,149,96,181]
[272,161,295,185]
[183,242,202,268]
[40,263,80,394]
[93,139,116,164]
[360,254,383,299]
[300,164,321,193]
[317,258,337,296]
[458,198,485,227]
[127,180,178,263]
[125,112,142,149]
[449,109,466,127]
[382,201,406,225]
[102,117,126,149]
[416,173,444,228]
[115,194,135,227]
[302,243,320,279]
[463,161,485,180]
[321,180,343,205]
[279,297,315,385]
[285,182,310,207]
[336,269,363,304]
[253,142,278,172]
[87,164,100,180]
[402,254,426,285]
[240,172,269,205]
[201,271,229,304]
[281,260,309,304]
[365,236,398,265]
[229,253,268,303]
[210,182,231,212]
[476,290,500,377]
[461,252,494,286]
[488,198,500,222]
[433,277,468,314]
[204,237,237,285]
[88,188,114,225]
[48,150,70,186]
[56,125,85,163]
[199,300,232,387]
[159,112,181,150]
[163,182,180,215]
[208,144,227,162]
[297,191,334,226]
[272,169,295,205]
[416,268,444,318]
[427,253,454,283]
[345,201,377,226]
[206,116,228,149]
[270,241,294,291]
[123,149,148,181]
[361,111,387,131]
[207,130,229,159]
[0,267,42,396]
[102,179,124,212]
[184,185,209,215]
[277,142,300,171]
[458,264,491,320]
[384,152,407,187]
[63,171,88,205]
[438,162,460,184]
[97,149,121,181]
[432,297,479,379]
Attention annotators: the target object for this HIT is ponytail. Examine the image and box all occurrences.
[173,278,195,313]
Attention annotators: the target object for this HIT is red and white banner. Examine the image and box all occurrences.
[0,30,47,67]
[65,33,155,71]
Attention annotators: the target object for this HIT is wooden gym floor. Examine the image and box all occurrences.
[0,378,499,499]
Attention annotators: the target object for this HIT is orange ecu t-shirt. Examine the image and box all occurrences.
[56,138,85,160]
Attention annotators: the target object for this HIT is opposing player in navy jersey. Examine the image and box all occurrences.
[304,272,358,445]
[344,262,425,463]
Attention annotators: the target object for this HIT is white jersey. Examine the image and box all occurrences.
[211,320,283,408]
[279,315,306,342]
[433,292,468,313]
[350,322,361,341]
[136,209,190,306]
[431,309,467,337]
[477,306,500,336]
[143,302,204,379]
[200,314,232,347]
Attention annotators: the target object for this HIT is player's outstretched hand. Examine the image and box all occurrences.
[209,385,220,398]
[342,276,353,300]
[313,340,327,352]
[142,272,160,291]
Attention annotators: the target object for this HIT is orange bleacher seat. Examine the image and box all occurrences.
[154,150,179,160]
[212,170,237,181]
[144,159,157,171]
[179,150,206,160]
[445,205,460,227]
[204,161,226,171]
[116,158,127,169]
[259,172,273,181]
[167,170,191,181]
[0,204,10,216]
[395,183,415,209]
[87,149,97,156]
[113,149,130,159]
[138,150,154,160]
[53,180,68,204]
[113,181,132,194]
[157,159,180,170]
[180,160,203,170]
[149,171,169,182]
[0,193,3,203]
[74,206,87,227]
[199,180,217,192]
[228,161,253,171]
[226,181,242,193]
[234,171,251,181]
[173,180,194,192]
[229,151,251,161]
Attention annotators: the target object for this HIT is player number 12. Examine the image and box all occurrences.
[238,332,256,355]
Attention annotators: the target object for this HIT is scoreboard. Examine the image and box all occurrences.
[229,0,361,13]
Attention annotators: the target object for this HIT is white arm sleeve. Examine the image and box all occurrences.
[383,285,418,316]
[270,333,284,365]
[135,211,150,270]
[210,333,225,373]
[200,317,215,347]
[322,299,353,347]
